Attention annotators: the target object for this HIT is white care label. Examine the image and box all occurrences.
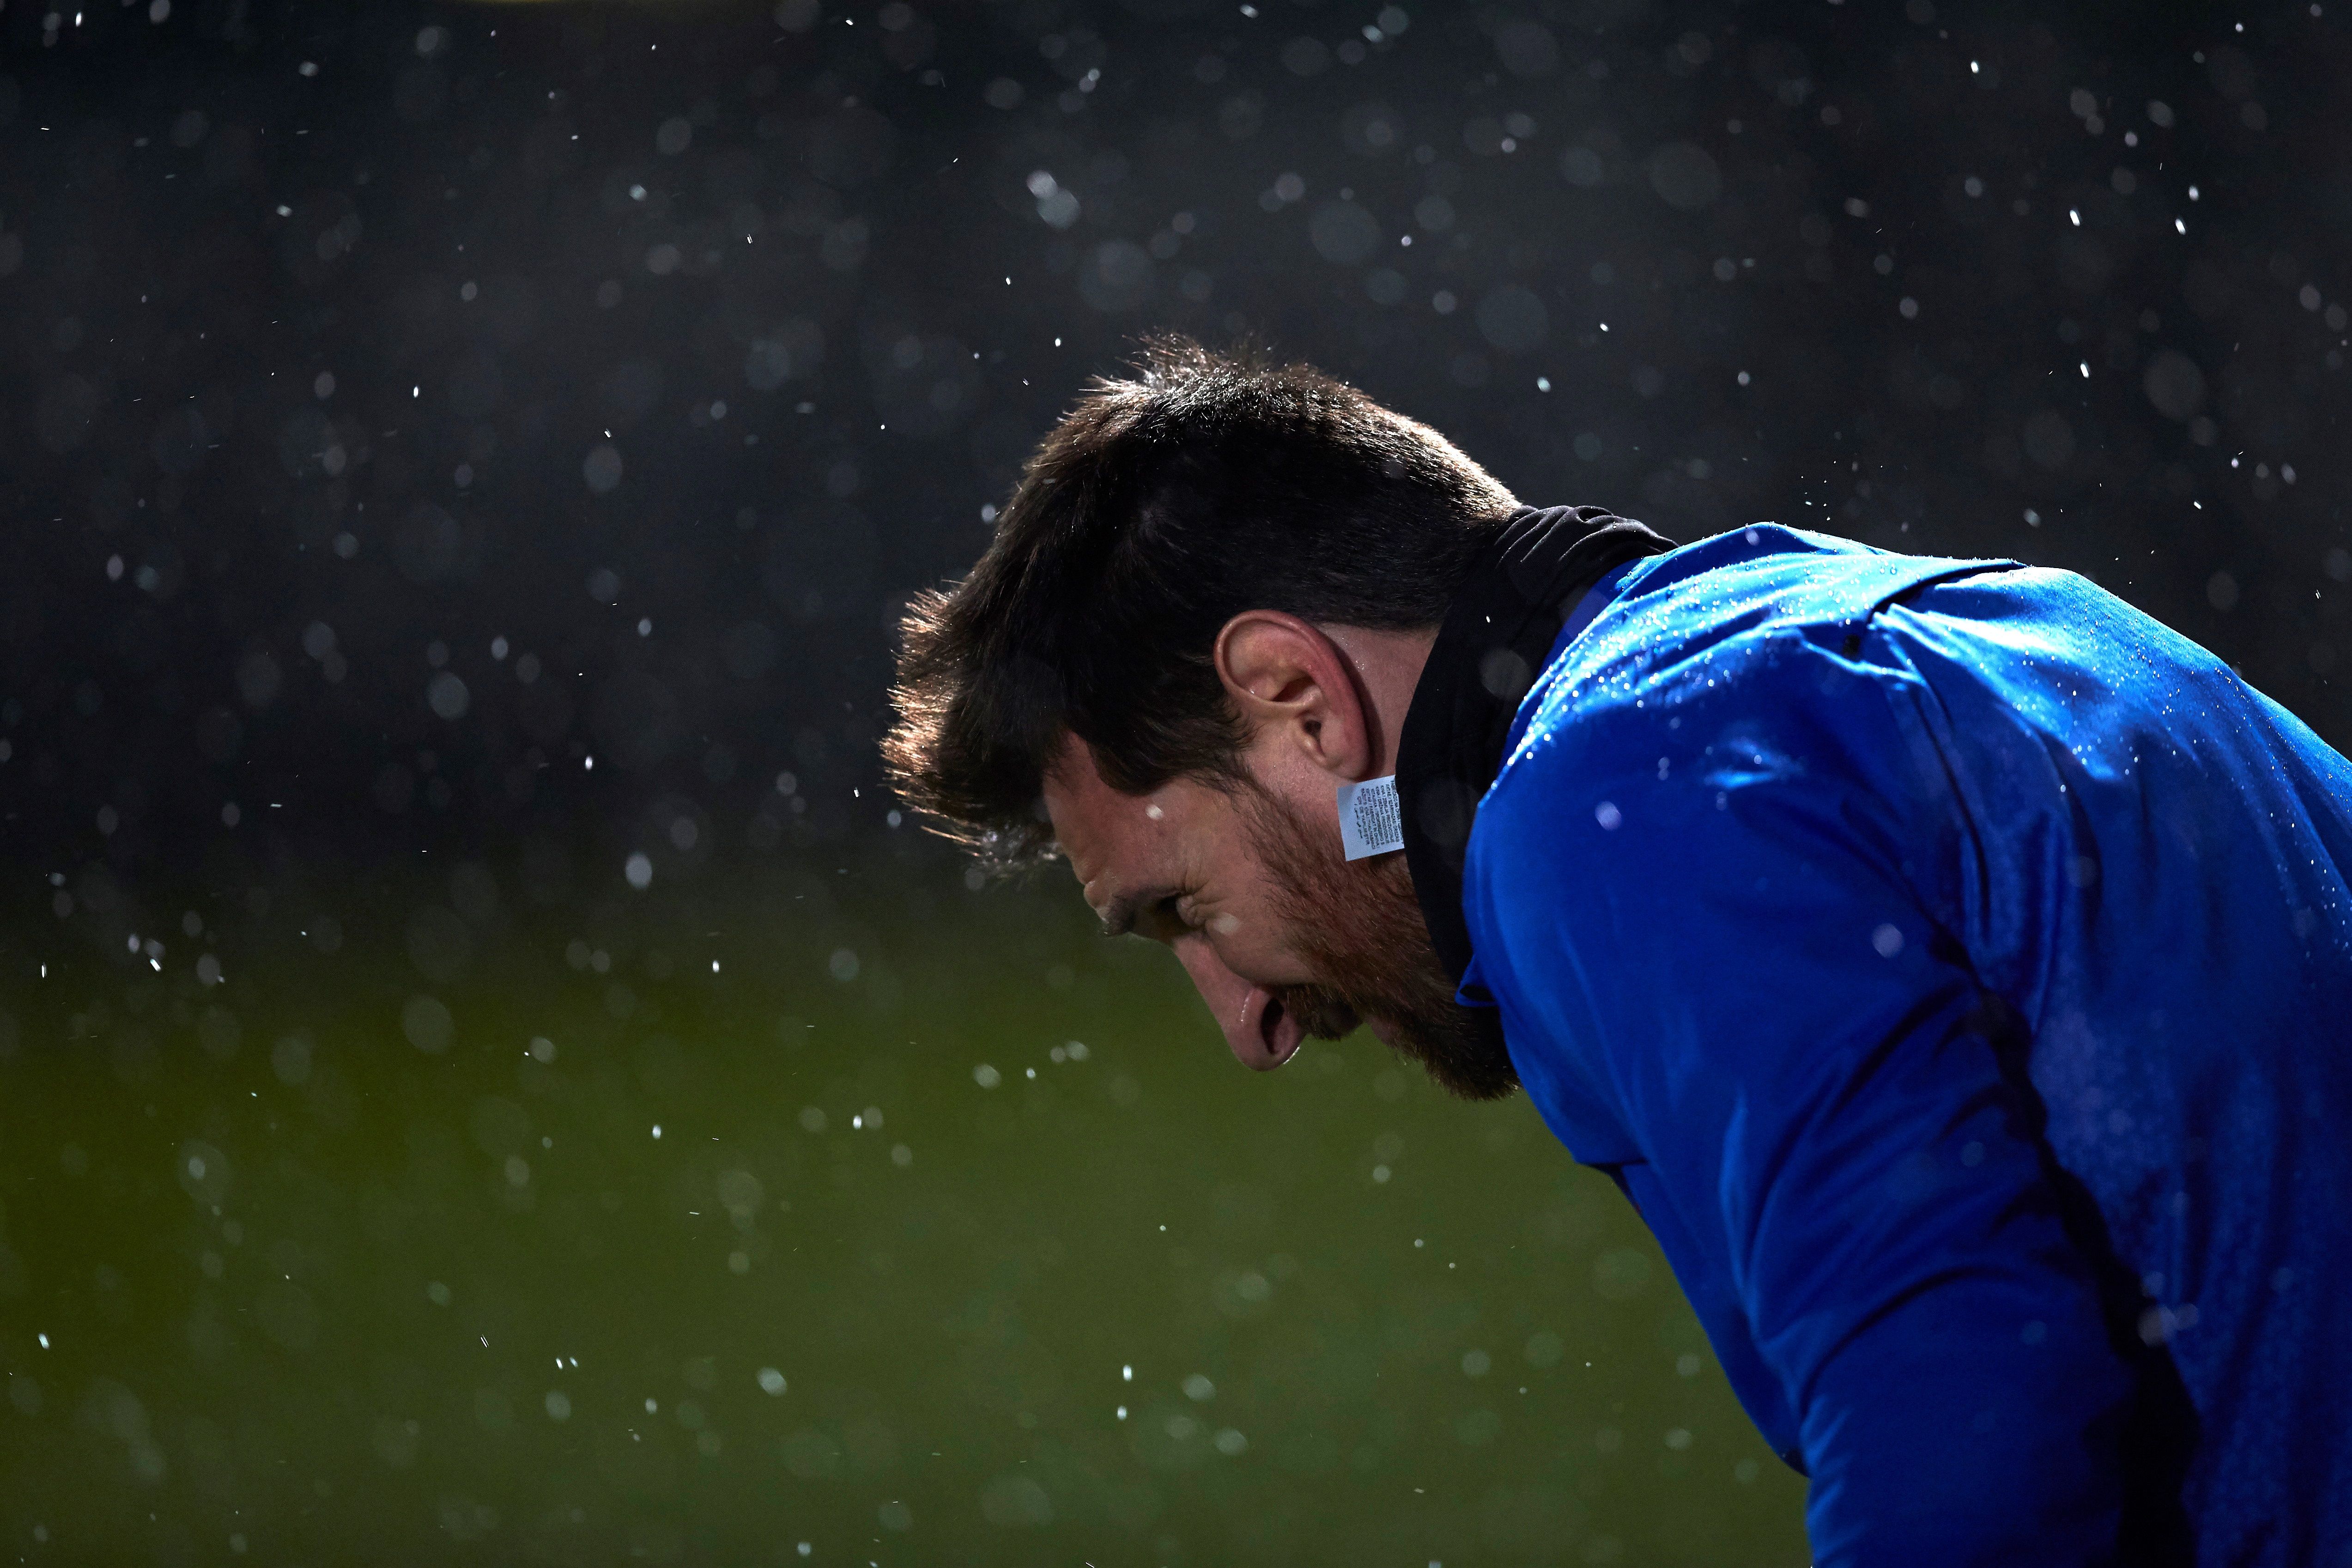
[1337,775,1405,861]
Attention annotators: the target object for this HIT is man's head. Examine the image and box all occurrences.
[884,337,1521,1099]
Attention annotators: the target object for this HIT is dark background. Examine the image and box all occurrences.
[15,11,2347,1556]
[4,0,2347,913]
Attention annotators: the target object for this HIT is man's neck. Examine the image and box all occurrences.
[1392,503,1676,988]
[1315,624,1438,779]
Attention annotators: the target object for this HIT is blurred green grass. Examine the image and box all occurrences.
[0,856,1806,1564]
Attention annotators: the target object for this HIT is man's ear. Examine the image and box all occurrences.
[1212,611,1376,780]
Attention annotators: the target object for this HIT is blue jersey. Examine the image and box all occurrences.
[1459,525,2352,1565]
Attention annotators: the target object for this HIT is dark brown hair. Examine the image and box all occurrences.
[884,335,1517,866]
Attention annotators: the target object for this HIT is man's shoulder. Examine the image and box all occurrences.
[1491,526,2011,789]
[1598,524,2017,658]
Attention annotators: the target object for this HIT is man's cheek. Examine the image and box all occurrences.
[1173,934,1252,1013]
[1210,912,1313,981]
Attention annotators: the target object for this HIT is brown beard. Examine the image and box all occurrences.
[1239,782,1520,1102]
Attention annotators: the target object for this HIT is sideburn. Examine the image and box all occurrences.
[1239,782,1521,1101]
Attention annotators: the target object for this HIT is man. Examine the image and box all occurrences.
[884,338,2352,1565]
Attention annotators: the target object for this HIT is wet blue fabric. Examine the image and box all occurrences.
[1459,525,2352,1566]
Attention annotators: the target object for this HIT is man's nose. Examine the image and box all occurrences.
[1172,936,1303,1072]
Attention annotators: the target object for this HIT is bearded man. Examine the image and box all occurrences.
[883,338,2351,1566]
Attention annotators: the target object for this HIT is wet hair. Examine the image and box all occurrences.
[883,334,1518,866]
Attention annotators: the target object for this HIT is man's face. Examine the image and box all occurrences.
[1041,734,1517,1099]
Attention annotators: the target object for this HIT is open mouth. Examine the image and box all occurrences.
[1233,985,1308,1071]
[1236,985,1365,1071]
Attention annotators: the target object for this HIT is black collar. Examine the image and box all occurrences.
[1395,505,1674,993]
